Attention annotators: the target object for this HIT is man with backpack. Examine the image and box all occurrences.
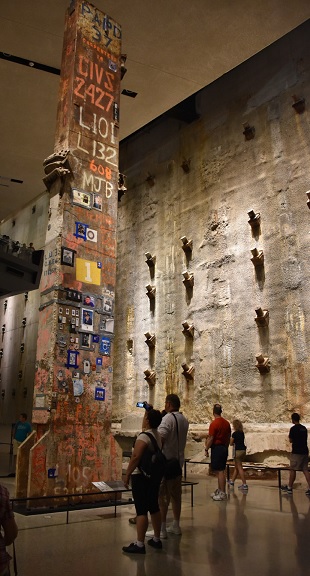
[122,408,165,554]
[147,394,189,538]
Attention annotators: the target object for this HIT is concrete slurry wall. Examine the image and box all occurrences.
[114,21,310,460]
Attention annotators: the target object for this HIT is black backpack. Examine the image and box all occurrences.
[138,432,167,481]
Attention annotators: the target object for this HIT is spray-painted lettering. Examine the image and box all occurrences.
[77,56,114,92]
[82,171,113,197]
[74,78,114,111]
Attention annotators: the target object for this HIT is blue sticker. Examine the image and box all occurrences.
[66,349,79,368]
[109,60,117,72]
[99,336,111,356]
[92,334,100,343]
[96,357,103,366]
[95,387,105,401]
[74,222,89,241]
[97,262,102,269]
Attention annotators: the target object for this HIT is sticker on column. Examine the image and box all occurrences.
[72,189,92,209]
[76,258,101,285]
[92,194,103,211]
[83,294,96,308]
[95,387,105,401]
[86,228,98,242]
[99,336,111,356]
[96,357,103,372]
[74,222,88,241]
[61,246,76,267]
[66,350,79,369]
[81,308,94,332]
[99,318,114,334]
[83,359,91,374]
[73,376,84,397]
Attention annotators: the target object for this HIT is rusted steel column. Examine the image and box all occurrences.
[26,1,122,499]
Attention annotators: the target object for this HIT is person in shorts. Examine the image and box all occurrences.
[228,419,248,490]
[281,412,310,495]
[122,409,164,554]
[205,404,231,501]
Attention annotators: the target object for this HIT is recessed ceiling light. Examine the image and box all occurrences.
[121,89,138,98]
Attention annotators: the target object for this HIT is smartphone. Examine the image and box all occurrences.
[136,401,151,410]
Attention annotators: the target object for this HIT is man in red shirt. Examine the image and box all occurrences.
[205,404,231,501]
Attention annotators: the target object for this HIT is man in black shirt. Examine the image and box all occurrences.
[281,413,310,495]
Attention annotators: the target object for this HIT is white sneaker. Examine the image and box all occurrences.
[210,488,220,498]
[166,524,182,535]
[145,529,167,539]
[212,491,227,501]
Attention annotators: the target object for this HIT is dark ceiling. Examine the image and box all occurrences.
[1,0,310,221]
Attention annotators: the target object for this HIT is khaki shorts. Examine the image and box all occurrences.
[290,453,309,471]
[235,450,246,462]
[159,476,182,509]
[13,439,22,456]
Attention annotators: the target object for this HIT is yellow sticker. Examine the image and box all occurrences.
[76,258,101,286]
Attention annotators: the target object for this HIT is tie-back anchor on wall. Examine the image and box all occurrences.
[292,94,306,114]
[145,252,156,268]
[180,236,193,255]
[248,209,261,229]
[255,307,269,328]
[243,122,255,141]
[144,332,156,348]
[182,321,194,338]
[250,247,264,267]
[146,285,156,299]
[181,159,191,173]
[182,363,195,381]
[256,354,270,374]
[144,369,156,386]
[182,271,194,288]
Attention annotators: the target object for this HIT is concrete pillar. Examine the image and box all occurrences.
[24,1,122,498]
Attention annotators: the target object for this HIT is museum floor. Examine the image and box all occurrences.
[1,465,310,576]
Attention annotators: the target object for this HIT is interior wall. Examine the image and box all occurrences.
[0,193,49,424]
[114,21,310,429]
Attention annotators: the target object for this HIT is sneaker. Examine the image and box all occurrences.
[146,529,167,539]
[147,538,163,549]
[166,524,182,535]
[212,491,227,501]
[305,489,310,496]
[281,485,293,494]
[238,484,248,490]
[210,488,220,498]
[122,543,146,554]
[227,480,235,486]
